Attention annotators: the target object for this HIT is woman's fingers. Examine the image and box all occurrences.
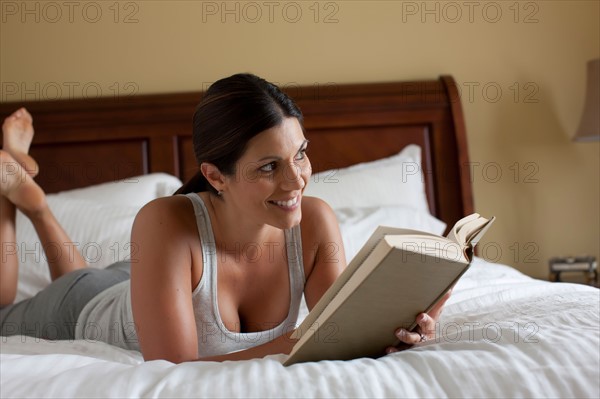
[393,313,436,346]
[387,290,454,355]
[395,327,425,345]
[416,313,436,339]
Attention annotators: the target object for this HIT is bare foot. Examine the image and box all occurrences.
[2,108,39,177]
[0,150,46,216]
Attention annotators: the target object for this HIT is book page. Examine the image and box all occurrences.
[446,213,496,248]
[464,216,496,248]
[446,213,480,244]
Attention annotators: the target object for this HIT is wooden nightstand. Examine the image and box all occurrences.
[549,256,598,287]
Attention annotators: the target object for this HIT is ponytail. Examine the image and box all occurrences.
[174,171,217,195]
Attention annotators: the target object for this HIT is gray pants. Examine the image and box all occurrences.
[0,261,130,341]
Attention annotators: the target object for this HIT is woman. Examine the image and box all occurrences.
[0,74,449,363]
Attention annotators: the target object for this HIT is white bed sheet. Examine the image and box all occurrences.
[2,258,598,398]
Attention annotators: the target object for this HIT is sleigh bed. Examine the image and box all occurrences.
[1,76,598,398]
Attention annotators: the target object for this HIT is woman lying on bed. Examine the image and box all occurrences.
[0,73,450,363]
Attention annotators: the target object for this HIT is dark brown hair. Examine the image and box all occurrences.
[175,73,304,195]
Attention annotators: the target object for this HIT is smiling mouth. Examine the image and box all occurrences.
[268,195,300,209]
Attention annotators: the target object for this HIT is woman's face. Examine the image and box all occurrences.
[223,117,311,230]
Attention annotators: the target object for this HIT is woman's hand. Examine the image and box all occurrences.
[385,288,453,354]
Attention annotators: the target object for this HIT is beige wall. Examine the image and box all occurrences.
[1,0,598,279]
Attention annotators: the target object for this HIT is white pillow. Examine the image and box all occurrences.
[53,173,183,207]
[304,145,429,212]
[13,173,183,302]
[335,206,447,261]
[15,197,139,302]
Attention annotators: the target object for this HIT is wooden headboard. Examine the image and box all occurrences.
[0,76,473,227]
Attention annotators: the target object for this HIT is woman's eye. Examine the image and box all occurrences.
[259,162,277,172]
[295,148,307,161]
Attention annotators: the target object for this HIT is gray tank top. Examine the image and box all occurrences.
[76,193,305,358]
[186,193,305,357]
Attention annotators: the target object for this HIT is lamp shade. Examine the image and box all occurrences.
[574,58,600,142]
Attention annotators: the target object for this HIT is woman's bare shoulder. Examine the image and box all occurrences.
[300,195,337,230]
[133,195,197,241]
[138,194,190,213]
[299,195,342,265]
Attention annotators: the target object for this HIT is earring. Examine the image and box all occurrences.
[217,190,223,196]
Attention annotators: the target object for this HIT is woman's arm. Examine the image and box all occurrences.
[300,197,347,310]
[130,198,200,363]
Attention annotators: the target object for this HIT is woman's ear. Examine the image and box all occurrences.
[200,163,226,192]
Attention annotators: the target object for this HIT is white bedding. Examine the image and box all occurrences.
[2,259,599,398]
[2,171,599,398]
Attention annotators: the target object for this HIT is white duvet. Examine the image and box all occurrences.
[2,173,599,398]
[2,258,599,398]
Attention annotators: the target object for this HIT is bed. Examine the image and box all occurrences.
[1,76,598,398]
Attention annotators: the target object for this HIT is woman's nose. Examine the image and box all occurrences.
[281,163,305,190]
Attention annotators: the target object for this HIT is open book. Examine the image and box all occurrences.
[283,213,495,366]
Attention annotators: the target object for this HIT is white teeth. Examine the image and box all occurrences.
[273,196,298,207]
